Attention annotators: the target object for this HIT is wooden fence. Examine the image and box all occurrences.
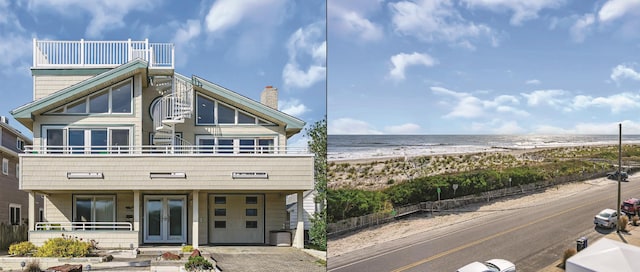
[0,223,28,250]
[328,170,618,237]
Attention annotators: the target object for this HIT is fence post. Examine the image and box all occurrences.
[80,39,84,66]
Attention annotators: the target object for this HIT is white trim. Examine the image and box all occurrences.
[73,195,116,223]
[9,203,22,225]
[1,158,8,175]
[143,195,187,243]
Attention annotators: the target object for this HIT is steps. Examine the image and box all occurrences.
[150,75,194,146]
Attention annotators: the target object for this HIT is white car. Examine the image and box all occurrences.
[594,208,618,229]
[457,259,516,272]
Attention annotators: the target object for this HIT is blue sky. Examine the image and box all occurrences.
[0,0,326,146]
[328,0,640,135]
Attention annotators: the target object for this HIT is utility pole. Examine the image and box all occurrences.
[617,123,622,233]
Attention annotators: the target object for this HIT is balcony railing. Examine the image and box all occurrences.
[23,145,310,155]
[33,39,174,69]
[35,222,133,231]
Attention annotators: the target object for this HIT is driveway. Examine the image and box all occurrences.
[205,246,325,272]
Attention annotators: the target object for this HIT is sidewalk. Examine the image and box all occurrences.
[540,224,640,271]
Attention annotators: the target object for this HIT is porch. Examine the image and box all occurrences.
[25,190,308,249]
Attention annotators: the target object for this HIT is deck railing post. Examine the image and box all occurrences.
[145,38,149,65]
[80,39,84,66]
[32,39,36,67]
[127,38,132,62]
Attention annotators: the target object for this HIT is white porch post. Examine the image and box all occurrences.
[192,190,199,249]
[293,191,304,248]
[133,190,140,232]
[28,191,35,231]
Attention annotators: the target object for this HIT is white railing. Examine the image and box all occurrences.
[35,222,133,231]
[33,39,174,69]
[23,145,311,155]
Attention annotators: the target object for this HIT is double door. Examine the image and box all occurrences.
[144,195,186,243]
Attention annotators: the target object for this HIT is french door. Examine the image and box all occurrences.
[144,195,186,243]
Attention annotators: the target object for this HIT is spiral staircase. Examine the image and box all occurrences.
[150,74,194,146]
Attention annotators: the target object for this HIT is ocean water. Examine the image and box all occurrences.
[328,135,640,161]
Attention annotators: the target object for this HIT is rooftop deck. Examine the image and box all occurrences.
[33,39,174,69]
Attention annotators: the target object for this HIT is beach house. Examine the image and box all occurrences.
[0,117,39,226]
[10,39,314,249]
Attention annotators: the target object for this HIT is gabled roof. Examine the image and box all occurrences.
[11,59,149,129]
[190,75,306,138]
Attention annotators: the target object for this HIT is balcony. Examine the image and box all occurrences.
[19,145,315,191]
[33,39,174,69]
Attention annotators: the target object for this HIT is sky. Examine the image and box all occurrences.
[328,0,640,135]
[0,0,326,147]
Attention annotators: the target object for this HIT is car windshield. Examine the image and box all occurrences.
[484,263,501,272]
[599,211,611,218]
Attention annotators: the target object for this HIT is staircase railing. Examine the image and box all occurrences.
[151,75,194,145]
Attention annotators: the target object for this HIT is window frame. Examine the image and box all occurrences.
[1,158,7,175]
[72,195,116,223]
[16,138,25,151]
[43,126,132,154]
[195,94,267,126]
[9,203,21,225]
[46,79,133,115]
[195,135,278,154]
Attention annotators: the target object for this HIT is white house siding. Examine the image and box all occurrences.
[265,193,288,244]
[288,191,316,230]
[34,75,93,100]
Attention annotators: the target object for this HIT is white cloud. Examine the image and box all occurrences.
[521,90,566,107]
[27,0,156,38]
[570,13,595,42]
[525,79,541,85]
[389,52,437,81]
[571,93,640,113]
[389,0,496,47]
[534,120,640,134]
[0,32,32,76]
[461,0,564,25]
[173,20,201,48]
[431,86,528,119]
[204,0,287,34]
[598,0,640,23]
[329,118,382,134]
[328,2,384,41]
[384,123,421,134]
[611,64,640,83]
[279,99,309,116]
[283,22,326,89]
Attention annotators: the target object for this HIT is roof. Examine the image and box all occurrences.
[566,238,640,272]
[11,59,149,129]
[191,75,306,138]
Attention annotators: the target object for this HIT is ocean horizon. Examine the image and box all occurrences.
[328,134,640,161]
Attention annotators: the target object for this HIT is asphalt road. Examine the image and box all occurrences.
[328,175,640,272]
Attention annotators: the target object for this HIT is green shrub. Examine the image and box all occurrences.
[34,235,93,257]
[181,245,194,253]
[184,256,213,271]
[8,241,36,256]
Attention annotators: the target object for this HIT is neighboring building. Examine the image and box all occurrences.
[11,39,314,249]
[0,117,40,226]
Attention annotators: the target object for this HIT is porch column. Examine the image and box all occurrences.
[133,190,140,232]
[28,191,35,231]
[293,191,304,248]
[192,190,199,249]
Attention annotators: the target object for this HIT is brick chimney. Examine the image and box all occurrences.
[260,86,278,110]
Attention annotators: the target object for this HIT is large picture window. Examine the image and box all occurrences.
[196,94,272,125]
[74,195,115,225]
[43,127,131,154]
[47,80,132,115]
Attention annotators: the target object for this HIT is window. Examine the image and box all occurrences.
[214,197,226,204]
[16,139,25,151]
[258,139,275,153]
[245,221,258,229]
[196,94,264,125]
[214,221,226,228]
[74,195,115,224]
[214,209,226,216]
[9,204,21,225]
[2,158,7,175]
[196,136,277,154]
[246,209,258,216]
[47,80,132,115]
[246,196,258,204]
[44,127,131,154]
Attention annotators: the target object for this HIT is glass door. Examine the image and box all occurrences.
[144,196,186,243]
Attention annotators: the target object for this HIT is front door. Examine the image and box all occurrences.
[144,195,186,243]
